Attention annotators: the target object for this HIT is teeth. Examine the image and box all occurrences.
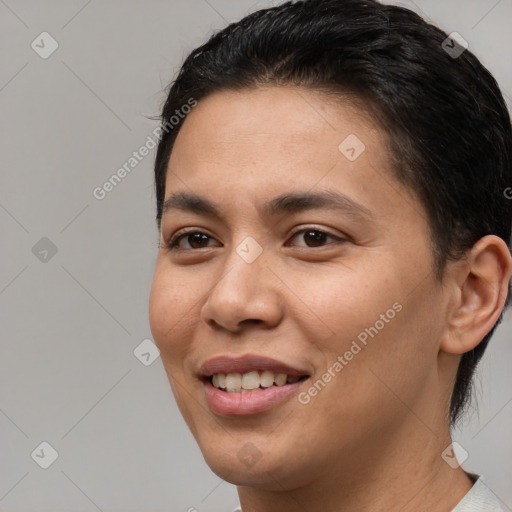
[274,373,287,386]
[260,370,274,388]
[225,373,242,392]
[217,373,226,388]
[210,371,303,392]
[241,371,260,390]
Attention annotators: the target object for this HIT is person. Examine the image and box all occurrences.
[148,1,512,510]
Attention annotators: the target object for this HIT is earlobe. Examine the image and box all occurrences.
[440,235,512,355]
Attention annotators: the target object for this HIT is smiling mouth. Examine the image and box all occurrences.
[206,370,310,393]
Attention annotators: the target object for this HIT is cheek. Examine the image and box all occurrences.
[148,262,194,361]
[298,262,438,404]
[148,267,171,345]
[148,264,201,424]
[333,281,443,420]
[291,261,398,344]
[149,260,199,331]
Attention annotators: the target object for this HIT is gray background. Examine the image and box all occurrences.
[1,0,511,511]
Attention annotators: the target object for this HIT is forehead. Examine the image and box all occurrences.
[170,86,383,168]
[164,86,417,226]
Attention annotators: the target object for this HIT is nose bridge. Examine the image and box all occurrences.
[213,233,267,304]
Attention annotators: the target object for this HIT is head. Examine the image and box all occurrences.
[149,0,512,487]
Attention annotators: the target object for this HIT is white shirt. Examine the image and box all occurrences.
[451,475,504,512]
[232,474,504,511]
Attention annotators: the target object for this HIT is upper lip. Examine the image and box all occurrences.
[199,354,310,378]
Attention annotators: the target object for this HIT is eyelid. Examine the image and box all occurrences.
[165,225,345,251]
[166,227,218,249]
[288,224,343,240]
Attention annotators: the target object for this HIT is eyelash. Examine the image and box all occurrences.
[164,227,344,251]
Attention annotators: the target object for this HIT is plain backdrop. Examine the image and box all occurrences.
[1,1,511,511]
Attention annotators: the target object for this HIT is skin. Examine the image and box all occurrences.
[148,86,512,512]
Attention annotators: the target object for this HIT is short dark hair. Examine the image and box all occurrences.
[153,0,512,426]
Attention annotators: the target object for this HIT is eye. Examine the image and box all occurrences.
[165,230,218,250]
[164,226,344,251]
[286,227,344,248]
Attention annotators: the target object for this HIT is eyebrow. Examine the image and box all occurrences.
[161,189,374,222]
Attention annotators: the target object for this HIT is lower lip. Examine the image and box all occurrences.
[203,379,307,415]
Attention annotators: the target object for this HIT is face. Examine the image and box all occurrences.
[149,86,453,489]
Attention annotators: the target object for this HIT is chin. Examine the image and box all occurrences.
[198,439,316,491]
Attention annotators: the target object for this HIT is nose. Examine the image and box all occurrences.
[200,249,284,333]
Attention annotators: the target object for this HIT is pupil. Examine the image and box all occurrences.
[189,233,208,248]
[305,230,326,247]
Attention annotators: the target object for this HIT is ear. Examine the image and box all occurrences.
[440,235,512,355]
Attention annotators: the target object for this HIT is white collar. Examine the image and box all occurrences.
[451,475,504,511]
